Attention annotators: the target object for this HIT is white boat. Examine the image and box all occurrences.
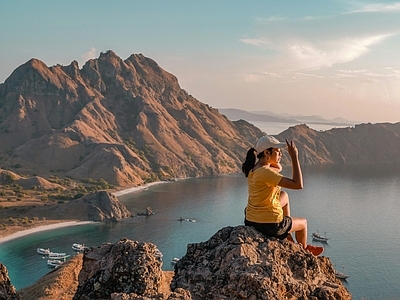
[47,259,64,268]
[154,248,163,261]
[37,248,51,255]
[171,257,180,265]
[335,270,349,280]
[48,252,69,259]
[72,243,86,251]
[312,232,329,243]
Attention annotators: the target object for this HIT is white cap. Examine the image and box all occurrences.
[255,135,286,153]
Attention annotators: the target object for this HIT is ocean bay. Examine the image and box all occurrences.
[1,164,400,299]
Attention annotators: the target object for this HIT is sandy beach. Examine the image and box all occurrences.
[112,181,166,197]
[0,221,96,245]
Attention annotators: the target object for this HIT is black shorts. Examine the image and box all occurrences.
[245,216,292,240]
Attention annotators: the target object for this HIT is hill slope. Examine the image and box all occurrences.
[0,51,262,187]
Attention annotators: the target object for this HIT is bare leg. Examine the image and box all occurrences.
[289,217,307,248]
[279,190,294,242]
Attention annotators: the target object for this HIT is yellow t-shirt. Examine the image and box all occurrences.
[246,166,283,223]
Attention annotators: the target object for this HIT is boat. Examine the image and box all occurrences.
[47,259,64,268]
[335,270,349,280]
[178,218,197,223]
[72,243,86,251]
[48,252,69,259]
[312,232,329,243]
[171,257,180,265]
[154,248,163,261]
[37,248,51,255]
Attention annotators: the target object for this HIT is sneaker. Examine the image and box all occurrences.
[305,245,324,256]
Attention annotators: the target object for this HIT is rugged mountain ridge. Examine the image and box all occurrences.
[1,51,399,188]
[0,51,262,187]
[276,123,400,165]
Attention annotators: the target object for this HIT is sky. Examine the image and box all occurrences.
[1,0,400,124]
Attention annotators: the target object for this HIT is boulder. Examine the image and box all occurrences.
[171,225,352,300]
[53,190,132,221]
[73,238,190,300]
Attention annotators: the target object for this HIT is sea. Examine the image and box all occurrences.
[0,164,399,299]
[0,121,399,300]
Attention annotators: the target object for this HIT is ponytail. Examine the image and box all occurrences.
[242,148,257,177]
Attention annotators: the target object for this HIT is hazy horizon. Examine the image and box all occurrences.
[2,1,400,124]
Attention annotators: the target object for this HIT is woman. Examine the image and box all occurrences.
[242,135,323,256]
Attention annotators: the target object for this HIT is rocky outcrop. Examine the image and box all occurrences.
[70,226,351,300]
[18,255,83,300]
[73,239,189,300]
[171,226,351,300]
[53,190,132,222]
[0,263,20,300]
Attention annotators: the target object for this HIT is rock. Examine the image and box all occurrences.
[73,238,190,300]
[18,255,83,300]
[171,225,352,300]
[6,225,352,300]
[0,263,20,300]
[53,190,132,221]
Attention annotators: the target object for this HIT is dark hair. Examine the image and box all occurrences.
[242,147,273,177]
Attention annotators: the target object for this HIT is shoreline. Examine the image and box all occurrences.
[0,180,171,244]
[0,221,95,245]
[112,181,168,197]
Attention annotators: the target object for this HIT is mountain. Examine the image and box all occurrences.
[0,51,263,187]
[219,108,354,125]
[1,51,399,189]
[218,108,299,123]
[276,123,400,165]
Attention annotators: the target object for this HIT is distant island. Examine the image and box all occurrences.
[217,108,355,126]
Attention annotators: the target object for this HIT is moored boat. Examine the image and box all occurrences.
[48,252,69,259]
[47,259,64,268]
[72,243,85,251]
[335,270,349,280]
[155,248,163,261]
[37,248,51,255]
[312,232,329,243]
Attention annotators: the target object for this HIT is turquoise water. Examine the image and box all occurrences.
[1,164,400,299]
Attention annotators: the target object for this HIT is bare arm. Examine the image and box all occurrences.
[278,140,303,190]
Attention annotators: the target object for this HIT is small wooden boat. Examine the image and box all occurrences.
[312,232,329,243]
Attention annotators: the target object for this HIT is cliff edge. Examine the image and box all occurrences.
[71,226,351,300]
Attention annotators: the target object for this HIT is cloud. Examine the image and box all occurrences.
[352,2,400,13]
[288,34,392,69]
[334,68,400,79]
[81,47,97,63]
[262,72,283,78]
[239,38,272,47]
